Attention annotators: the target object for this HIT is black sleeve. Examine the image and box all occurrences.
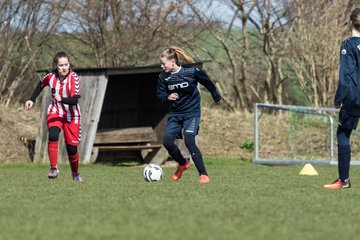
[334,40,354,105]
[156,74,169,103]
[29,81,43,103]
[194,68,222,102]
[60,95,80,105]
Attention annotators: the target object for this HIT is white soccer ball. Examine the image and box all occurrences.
[143,164,163,182]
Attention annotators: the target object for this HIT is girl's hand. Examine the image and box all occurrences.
[168,93,179,101]
[334,103,342,109]
[53,94,62,102]
[24,100,34,110]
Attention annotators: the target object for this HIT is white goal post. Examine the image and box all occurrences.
[253,103,360,165]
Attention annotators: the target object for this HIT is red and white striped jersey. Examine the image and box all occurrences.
[41,69,81,123]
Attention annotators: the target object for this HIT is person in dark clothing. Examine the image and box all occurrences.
[324,8,360,189]
[157,47,222,183]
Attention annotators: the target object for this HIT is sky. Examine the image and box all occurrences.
[196,0,243,27]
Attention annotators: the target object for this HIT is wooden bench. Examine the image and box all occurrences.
[93,127,163,152]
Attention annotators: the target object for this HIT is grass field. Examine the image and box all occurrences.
[1,158,360,240]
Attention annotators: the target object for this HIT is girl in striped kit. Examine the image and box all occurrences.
[25,51,82,182]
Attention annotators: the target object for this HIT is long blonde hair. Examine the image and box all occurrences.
[160,46,195,65]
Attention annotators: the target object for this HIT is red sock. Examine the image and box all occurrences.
[48,141,59,169]
[69,152,79,174]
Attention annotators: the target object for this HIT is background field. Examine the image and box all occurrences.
[1,158,360,240]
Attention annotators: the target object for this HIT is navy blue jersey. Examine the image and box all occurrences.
[335,37,360,116]
[156,66,221,116]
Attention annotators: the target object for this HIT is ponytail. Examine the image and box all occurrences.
[160,46,195,65]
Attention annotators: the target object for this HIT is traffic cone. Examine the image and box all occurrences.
[299,163,318,176]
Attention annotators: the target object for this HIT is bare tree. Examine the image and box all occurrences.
[183,0,293,111]
[183,0,356,110]
[0,0,70,106]
[3,0,358,110]
[245,0,292,105]
[285,0,350,107]
[64,0,195,68]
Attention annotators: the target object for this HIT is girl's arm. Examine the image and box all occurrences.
[156,74,170,103]
[29,81,43,103]
[58,96,80,105]
[335,41,355,106]
[195,68,222,103]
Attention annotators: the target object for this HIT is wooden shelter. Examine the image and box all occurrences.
[33,64,200,165]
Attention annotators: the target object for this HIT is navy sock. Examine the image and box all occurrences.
[163,136,186,165]
[337,126,352,181]
[338,145,351,181]
[169,148,187,166]
[184,134,207,175]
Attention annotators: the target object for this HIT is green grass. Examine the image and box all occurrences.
[1,158,360,240]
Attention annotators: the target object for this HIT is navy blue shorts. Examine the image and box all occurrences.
[339,109,359,129]
[164,115,200,138]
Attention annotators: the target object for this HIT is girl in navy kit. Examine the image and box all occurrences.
[157,47,222,183]
[324,8,360,189]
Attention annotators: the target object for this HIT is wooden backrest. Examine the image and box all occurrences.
[94,127,158,145]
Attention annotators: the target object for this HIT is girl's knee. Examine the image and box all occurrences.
[48,127,61,142]
[184,134,197,151]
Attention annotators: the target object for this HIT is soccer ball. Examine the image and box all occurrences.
[143,164,163,182]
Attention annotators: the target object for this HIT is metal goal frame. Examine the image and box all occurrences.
[253,103,360,165]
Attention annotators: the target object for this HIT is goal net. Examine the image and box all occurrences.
[253,103,360,165]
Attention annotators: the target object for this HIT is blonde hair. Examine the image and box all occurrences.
[160,46,195,65]
[350,8,360,32]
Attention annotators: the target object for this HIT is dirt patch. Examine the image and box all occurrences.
[0,106,252,164]
[198,107,253,159]
[0,105,40,163]
[3,104,351,164]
